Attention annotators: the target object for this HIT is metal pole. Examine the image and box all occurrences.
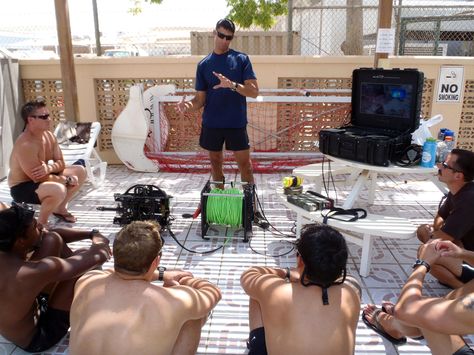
[287,0,293,55]
[92,0,102,56]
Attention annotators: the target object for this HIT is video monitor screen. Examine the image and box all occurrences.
[360,83,413,119]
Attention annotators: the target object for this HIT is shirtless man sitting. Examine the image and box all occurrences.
[0,202,111,353]
[241,224,361,355]
[8,100,86,225]
[70,220,222,355]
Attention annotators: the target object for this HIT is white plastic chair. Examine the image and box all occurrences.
[54,121,107,188]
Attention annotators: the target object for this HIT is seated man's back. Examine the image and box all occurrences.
[70,221,221,355]
[241,224,361,355]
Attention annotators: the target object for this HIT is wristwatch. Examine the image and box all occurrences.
[89,228,100,239]
[231,82,238,91]
[158,266,167,281]
[412,259,431,273]
[65,176,72,186]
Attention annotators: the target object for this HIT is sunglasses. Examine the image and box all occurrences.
[216,31,233,41]
[441,161,460,172]
[30,114,50,120]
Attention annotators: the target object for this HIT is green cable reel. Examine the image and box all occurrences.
[205,188,243,227]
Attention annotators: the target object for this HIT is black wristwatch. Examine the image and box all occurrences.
[158,266,167,281]
[412,259,431,273]
[89,229,100,239]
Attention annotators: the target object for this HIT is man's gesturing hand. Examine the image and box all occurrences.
[212,71,235,90]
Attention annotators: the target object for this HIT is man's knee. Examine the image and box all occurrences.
[209,153,223,166]
[72,165,87,183]
[417,224,431,244]
[37,183,67,203]
[40,231,64,256]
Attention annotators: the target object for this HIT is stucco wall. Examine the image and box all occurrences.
[18,55,474,164]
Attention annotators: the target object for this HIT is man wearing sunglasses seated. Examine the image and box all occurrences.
[8,100,86,225]
[0,202,111,353]
[240,224,361,355]
[416,148,474,289]
[177,19,261,219]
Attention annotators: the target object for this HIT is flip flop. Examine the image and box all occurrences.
[382,302,424,341]
[52,212,77,223]
[362,307,407,346]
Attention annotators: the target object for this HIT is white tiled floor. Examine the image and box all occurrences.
[0,165,471,354]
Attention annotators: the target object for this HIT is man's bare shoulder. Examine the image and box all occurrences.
[13,133,41,155]
[76,269,113,287]
[43,130,57,141]
[343,276,362,299]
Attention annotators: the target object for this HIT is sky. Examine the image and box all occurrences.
[0,0,230,37]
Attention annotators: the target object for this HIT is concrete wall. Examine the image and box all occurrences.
[18,55,474,163]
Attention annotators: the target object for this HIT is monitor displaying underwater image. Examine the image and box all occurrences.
[360,83,413,119]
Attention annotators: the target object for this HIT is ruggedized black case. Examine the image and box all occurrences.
[319,68,424,166]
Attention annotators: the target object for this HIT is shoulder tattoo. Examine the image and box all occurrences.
[462,295,474,311]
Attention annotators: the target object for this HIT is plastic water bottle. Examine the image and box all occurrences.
[445,135,455,149]
[439,136,455,163]
[438,128,447,141]
[421,138,437,168]
[436,140,447,163]
[444,129,455,143]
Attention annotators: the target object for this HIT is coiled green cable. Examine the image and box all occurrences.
[206,188,243,227]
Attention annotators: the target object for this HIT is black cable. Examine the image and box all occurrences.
[248,234,296,258]
[164,224,226,255]
[254,185,296,239]
[165,195,226,255]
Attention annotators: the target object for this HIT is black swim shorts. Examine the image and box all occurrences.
[20,296,70,353]
[453,344,474,355]
[248,327,268,355]
[460,263,474,284]
[199,126,250,152]
[10,181,41,205]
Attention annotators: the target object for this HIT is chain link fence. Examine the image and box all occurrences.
[0,0,473,58]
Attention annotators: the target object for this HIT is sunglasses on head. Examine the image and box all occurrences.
[30,114,50,120]
[441,161,461,172]
[216,31,233,41]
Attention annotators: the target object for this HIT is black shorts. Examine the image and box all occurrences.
[10,181,41,205]
[248,327,268,355]
[453,345,474,355]
[199,126,250,152]
[20,296,70,353]
[460,263,474,283]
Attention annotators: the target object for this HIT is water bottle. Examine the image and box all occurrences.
[438,128,447,141]
[439,135,456,163]
[444,129,455,143]
[445,135,455,149]
[436,140,447,163]
[421,138,437,168]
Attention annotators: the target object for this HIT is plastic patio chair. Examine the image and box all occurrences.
[54,121,107,188]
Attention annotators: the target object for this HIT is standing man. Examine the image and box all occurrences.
[416,148,474,288]
[8,100,86,225]
[70,221,222,355]
[0,202,111,353]
[177,18,259,189]
[241,224,361,355]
